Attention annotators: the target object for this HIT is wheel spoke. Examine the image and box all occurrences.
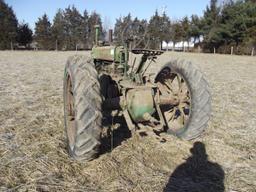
[165,108,176,122]
[164,80,175,93]
[180,95,190,104]
[176,75,181,91]
[179,106,185,117]
[167,107,174,113]
[167,114,174,122]
[156,69,191,133]
[179,102,190,108]
[157,82,169,95]
[180,104,190,120]
[179,79,187,94]
[177,114,184,126]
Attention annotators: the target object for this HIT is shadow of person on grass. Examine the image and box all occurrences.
[164,142,225,192]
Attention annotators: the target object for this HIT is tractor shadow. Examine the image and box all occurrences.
[98,74,132,155]
[164,142,225,192]
[99,111,132,155]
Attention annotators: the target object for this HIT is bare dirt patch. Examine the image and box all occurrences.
[0,51,255,191]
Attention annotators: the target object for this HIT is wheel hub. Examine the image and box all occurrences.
[156,69,191,132]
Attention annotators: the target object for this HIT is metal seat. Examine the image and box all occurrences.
[131,49,164,56]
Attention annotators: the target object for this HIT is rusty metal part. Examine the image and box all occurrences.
[65,74,76,150]
[126,89,155,122]
[156,69,191,132]
[131,49,164,56]
[103,88,159,124]
[142,113,158,123]
[143,113,164,131]
[159,96,180,106]
[119,79,156,89]
[154,89,166,127]
[123,109,136,131]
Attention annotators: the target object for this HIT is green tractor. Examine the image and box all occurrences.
[63,26,211,160]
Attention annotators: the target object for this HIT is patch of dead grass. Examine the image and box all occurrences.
[0,51,255,191]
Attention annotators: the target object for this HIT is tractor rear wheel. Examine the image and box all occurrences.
[64,55,102,160]
[155,59,211,140]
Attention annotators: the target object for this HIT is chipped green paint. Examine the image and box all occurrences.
[127,89,154,122]
[92,46,126,63]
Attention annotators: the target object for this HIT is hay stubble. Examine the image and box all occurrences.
[0,51,255,191]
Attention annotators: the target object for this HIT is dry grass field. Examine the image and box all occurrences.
[0,51,255,192]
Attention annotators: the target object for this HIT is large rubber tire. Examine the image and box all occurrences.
[63,55,102,161]
[155,59,211,140]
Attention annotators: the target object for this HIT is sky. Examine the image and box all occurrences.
[6,0,210,30]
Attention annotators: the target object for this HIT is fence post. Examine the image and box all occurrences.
[231,46,233,55]
[55,40,58,51]
[10,41,13,50]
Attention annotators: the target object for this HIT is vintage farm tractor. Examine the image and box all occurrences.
[63,26,211,160]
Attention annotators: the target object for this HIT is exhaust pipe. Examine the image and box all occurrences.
[94,25,100,46]
[108,29,113,43]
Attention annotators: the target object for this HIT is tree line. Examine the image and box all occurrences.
[34,7,103,50]
[114,0,256,54]
[0,0,32,49]
[0,0,103,50]
[0,0,255,54]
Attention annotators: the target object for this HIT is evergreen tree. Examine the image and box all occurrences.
[114,13,133,45]
[202,0,222,51]
[52,9,66,50]
[220,0,256,52]
[245,0,256,3]
[199,0,256,54]
[82,10,90,49]
[63,6,84,50]
[161,12,172,44]
[130,18,149,48]
[148,10,171,49]
[35,14,53,50]
[0,0,18,49]
[190,15,203,44]
[170,21,183,50]
[113,17,123,45]
[16,23,33,47]
[148,11,162,49]
[181,16,191,50]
